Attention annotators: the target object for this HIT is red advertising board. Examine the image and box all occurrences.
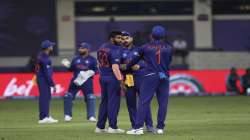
[170,70,244,95]
[0,73,100,98]
[0,70,245,98]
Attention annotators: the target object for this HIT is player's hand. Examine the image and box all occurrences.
[61,58,71,68]
[131,65,140,71]
[120,64,127,71]
[51,86,57,93]
[119,80,127,91]
[159,72,167,80]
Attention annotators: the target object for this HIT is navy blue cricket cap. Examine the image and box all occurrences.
[151,25,166,38]
[79,42,91,49]
[41,40,55,49]
[121,31,132,37]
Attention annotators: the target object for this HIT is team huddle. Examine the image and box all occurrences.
[35,25,172,135]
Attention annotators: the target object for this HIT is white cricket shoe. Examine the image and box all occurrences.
[156,129,164,134]
[95,127,107,133]
[126,128,144,135]
[38,117,50,124]
[47,116,58,123]
[88,116,97,122]
[107,127,125,134]
[64,115,72,122]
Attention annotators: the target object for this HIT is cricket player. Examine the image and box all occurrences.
[126,25,172,135]
[95,31,125,133]
[36,40,58,124]
[120,31,155,132]
[62,42,97,122]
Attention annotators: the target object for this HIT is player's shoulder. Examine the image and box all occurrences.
[102,42,115,48]
[131,45,140,52]
[72,55,81,61]
[100,42,108,47]
[111,45,121,53]
[98,42,112,52]
[141,43,149,47]
[132,45,140,49]
[37,52,43,59]
[98,42,108,50]
[37,52,49,61]
[87,55,97,61]
[74,55,81,59]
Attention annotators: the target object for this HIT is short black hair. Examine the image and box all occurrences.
[108,31,122,39]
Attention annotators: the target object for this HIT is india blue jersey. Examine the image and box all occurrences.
[69,55,97,80]
[36,52,54,86]
[121,46,145,76]
[129,41,172,76]
[97,42,121,76]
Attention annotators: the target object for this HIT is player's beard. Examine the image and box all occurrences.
[48,48,53,55]
[113,40,121,46]
[79,51,88,56]
[123,41,132,48]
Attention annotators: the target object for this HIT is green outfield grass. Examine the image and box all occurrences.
[0,96,250,140]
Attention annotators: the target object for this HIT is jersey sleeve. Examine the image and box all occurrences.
[90,57,98,73]
[110,48,121,65]
[68,57,75,71]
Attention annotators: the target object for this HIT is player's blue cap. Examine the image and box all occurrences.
[41,40,55,49]
[121,31,131,37]
[79,42,91,49]
[151,25,166,38]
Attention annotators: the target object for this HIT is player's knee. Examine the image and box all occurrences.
[86,94,96,100]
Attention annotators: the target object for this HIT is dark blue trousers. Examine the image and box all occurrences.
[96,75,121,129]
[135,73,169,129]
[64,78,95,119]
[125,75,153,128]
[37,77,51,120]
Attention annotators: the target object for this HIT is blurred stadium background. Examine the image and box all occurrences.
[0,0,250,140]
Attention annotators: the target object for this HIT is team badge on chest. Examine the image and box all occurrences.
[85,60,90,64]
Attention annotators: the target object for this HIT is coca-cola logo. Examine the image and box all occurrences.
[3,77,65,97]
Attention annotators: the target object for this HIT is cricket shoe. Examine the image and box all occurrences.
[126,127,144,135]
[47,116,58,123]
[156,129,164,134]
[64,115,72,122]
[94,127,107,133]
[38,117,50,124]
[88,116,97,122]
[107,127,125,134]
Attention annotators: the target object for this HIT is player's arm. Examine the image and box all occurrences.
[112,64,123,81]
[61,57,74,71]
[68,58,76,71]
[40,58,55,87]
[122,47,143,71]
[131,60,145,71]
[111,50,123,81]
[91,58,98,74]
